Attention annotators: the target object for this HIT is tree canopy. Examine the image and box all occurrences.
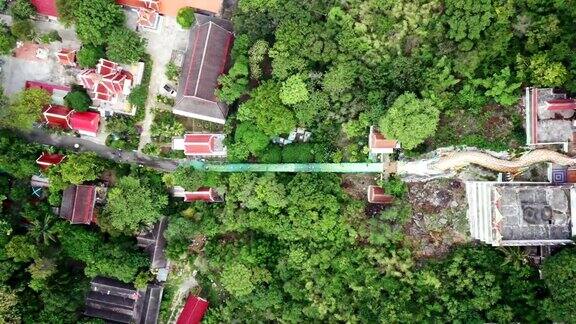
[106,27,147,64]
[101,176,168,234]
[0,88,51,130]
[379,92,440,150]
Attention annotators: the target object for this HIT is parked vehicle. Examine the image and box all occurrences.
[162,84,177,97]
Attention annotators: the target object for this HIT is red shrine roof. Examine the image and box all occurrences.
[367,185,394,204]
[137,8,160,29]
[369,126,400,153]
[545,98,576,111]
[183,187,220,202]
[69,111,100,136]
[25,80,71,94]
[176,295,209,324]
[60,185,96,224]
[30,0,58,17]
[36,153,66,170]
[172,134,227,156]
[116,0,222,16]
[78,59,132,103]
[42,104,72,129]
[57,49,76,66]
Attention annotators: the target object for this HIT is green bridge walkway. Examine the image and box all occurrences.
[190,161,385,173]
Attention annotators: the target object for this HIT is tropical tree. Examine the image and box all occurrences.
[237,81,296,136]
[0,24,16,55]
[541,247,576,323]
[176,7,195,28]
[0,88,51,130]
[64,88,92,111]
[106,27,147,64]
[9,0,35,20]
[221,264,255,297]
[280,75,309,105]
[74,0,124,46]
[101,176,168,234]
[379,92,439,150]
[48,153,105,192]
[76,45,105,68]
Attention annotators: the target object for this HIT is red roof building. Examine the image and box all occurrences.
[36,153,66,170]
[78,59,133,103]
[369,126,400,154]
[137,8,161,29]
[173,17,234,124]
[59,185,97,224]
[41,105,100,136]
[176,295,209,324]
[25,80,70,94]
[116,0,222,16]
[30,0,58,18]
[183,187,222,202]
[172,134,227,157]
[69,111,101,137]
[26,80,71,105]
[42,104,72,129]
[545,98,576,111]
[57,49,77,67]
[367,185,394,204]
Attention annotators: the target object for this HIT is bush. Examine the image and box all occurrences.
[76,45,105,68]
[0,0,7,12]
[165,62,180,82]
[38,30,61,44]
[380,177,407,198]
[128,85,148,110]
[260,145,282,163]
[64,88,92,112]
[176,7,195,28]
[10,0,35,20]
[142,143,161,156]
[282,143,315,163]
[156,95,175,106]
[0,24,16,54]
[10,19,35,41]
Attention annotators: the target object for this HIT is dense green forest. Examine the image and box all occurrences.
[221,0,576,159]
[164,166,576,322]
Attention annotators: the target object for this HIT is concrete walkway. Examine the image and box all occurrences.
[20,129,181,171]
[137,16,189,151]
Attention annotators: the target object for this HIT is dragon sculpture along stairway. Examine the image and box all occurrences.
[395,149,576,180]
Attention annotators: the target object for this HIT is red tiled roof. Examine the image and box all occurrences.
[180,22,233,102]
[370,127,398,149]
[116,0,222,16]
[137,8,159,28]
[367,186,394,204]
[184,187,218,202]
[60,185,96,224]
[546,98,576,111]
[36,153,66,170]
[57,49,76,66]
[78,59,132,103]
[42,104,72,129]
[26,80,71,94]
[177,295,209,324]
[30,0,58,17]
[69,111,100,135]
[183,134,215,155]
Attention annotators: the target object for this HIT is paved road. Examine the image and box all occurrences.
[20,129,181,172]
